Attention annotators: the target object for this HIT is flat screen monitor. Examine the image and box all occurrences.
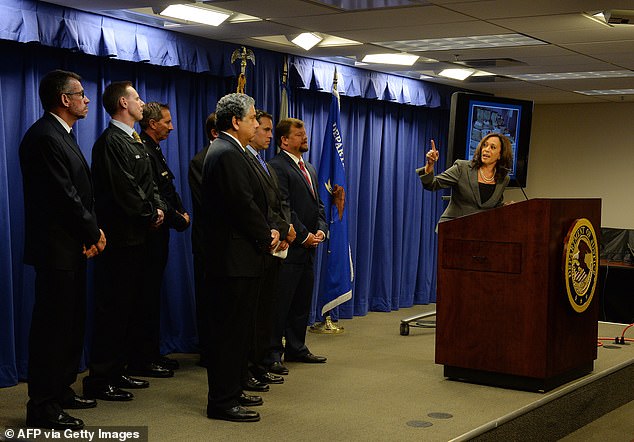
[446,92,533,187]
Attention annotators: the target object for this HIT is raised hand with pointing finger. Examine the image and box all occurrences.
[424,139,440,174]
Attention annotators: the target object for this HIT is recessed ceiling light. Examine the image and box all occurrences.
[374,34,546,52]
[160,4,230,26]
[291,33,323,50]
[229,13,261,24]
[438,68,474,80]
[362,53,419,66]
[318,35,362,47]
[575,89,634,95]
[508,70,634,81]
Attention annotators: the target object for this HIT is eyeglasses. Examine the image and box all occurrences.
[62,90,85,98]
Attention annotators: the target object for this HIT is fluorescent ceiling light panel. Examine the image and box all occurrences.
[318,35,362,47]
[374,34,546,52]
[292,33,323,50]
[471,70,495,77]
[508,70,634,81]
[575,89,634,95]
[229,13,262,24]
[438,68,474,80]
[362,53,419,66]
[251,35,294,47]
[160,4,230,26]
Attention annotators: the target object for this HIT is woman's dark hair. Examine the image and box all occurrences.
[471,133,513,182]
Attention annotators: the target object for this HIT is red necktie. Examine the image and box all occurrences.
[299,159,315,197]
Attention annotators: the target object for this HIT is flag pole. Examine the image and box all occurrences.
[310,66,345,335]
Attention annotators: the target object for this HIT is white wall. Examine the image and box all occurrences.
[504,102,634,229]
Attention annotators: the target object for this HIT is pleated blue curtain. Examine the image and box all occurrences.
[0,39,283,386]
[291,89,449,323]
[0,0,458,387]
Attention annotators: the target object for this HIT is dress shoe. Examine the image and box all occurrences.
[207,405,260,422]
[243,377,269,392]
[255,372,284,385]
[156,356,179,370]
[116,375,150,389]
[60,395,97,409]
[127,362,174,378]
[285,352,327,363]
[238,392,263,407]
[83,384,134,402]
[26,401,84,430]
[26,410,84,430]
[268,361,289,375]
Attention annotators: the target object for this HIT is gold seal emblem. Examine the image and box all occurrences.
[563,218,598,313]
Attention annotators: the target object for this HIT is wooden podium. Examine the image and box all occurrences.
[435,198,601,391]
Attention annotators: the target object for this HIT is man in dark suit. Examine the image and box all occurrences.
[188,112,217,368]
[202,94,278,423]
[19,69,106,430]
[139,102,190,373]
[243,110,296,390]
[266,118,328,374]
[84,81,167,402]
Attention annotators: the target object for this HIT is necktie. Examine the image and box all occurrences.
[255,153,270,175]
[132,130,142,143]
[69,129,76,141]
[298,159,315,197]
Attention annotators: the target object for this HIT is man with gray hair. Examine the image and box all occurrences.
[202,93,278,422]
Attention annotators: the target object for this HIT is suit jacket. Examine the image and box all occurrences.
[19,113,101,270]
[244,147,291,239]
[188,143,209,256]
[202,133,271,278]
[268,151,327,264]
[91,122,165,248]
[417,159,509,223]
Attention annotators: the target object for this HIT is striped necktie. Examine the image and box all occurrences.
[255,152,270,175]
[299,159,315,197]
[132,130,142,143]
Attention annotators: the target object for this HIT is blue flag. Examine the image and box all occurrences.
[317,82,353,316]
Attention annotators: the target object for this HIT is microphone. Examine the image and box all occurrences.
[499,166,528,201]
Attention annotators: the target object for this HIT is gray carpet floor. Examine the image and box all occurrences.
[1,304,633,441]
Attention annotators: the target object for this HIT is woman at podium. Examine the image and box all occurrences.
[417,133,513,223]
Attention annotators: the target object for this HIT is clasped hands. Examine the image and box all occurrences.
[83,228,106,259]
[269,224,298,252]
[303,230,325,249]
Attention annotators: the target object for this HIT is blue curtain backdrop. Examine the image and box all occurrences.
[0,0,456,387]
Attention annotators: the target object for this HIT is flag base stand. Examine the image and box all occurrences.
[309,316,344,334]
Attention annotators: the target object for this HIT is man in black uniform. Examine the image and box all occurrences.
[20,69,105,430]
[139,102,190,374]
[84,81,166,401]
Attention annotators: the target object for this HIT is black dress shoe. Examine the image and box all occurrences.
[255,372,284,384]
[26,401,84,430]
[60,395,97,409]
[156,356,179,370]
[269,361,289,375]
[26,410,84,430]
[243,377,269,392]
[285,352,327,363]
[238,393,263,407]
[83,385,134,402]
[207,405,260,422]
[127,362,174,378]
[116,375,150,389]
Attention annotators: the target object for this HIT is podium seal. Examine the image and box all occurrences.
[563,218,598,313]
